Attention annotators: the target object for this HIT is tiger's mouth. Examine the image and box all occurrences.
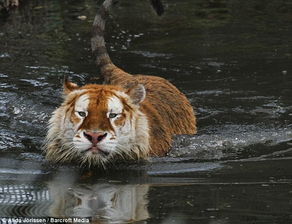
[82,146,110,157]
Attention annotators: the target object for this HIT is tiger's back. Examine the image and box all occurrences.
[101,64,197,156]
[44,0,196,167]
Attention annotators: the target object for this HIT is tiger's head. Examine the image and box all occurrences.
[45,80,149,167]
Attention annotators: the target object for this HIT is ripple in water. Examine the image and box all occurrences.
[170,125,292,161]
[0,184,50,217]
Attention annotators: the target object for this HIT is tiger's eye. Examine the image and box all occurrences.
[78,111,87,117]
[109,113,118,119]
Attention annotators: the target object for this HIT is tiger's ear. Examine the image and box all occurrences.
[63,78,79,95]
[126,84,146,105]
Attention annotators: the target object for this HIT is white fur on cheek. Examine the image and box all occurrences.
[73,131,91,151]
[94,132,117,152]
[107,94,137,155]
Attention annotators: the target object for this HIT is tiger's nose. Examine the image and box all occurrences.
[83,132,107,144]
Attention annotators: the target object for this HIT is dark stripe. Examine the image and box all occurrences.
[92,46,108,56]
[99,4,109,20]
[150,0,164,16]
[96,57,111,66]
[92,25,104,36]
[91,36,105,51]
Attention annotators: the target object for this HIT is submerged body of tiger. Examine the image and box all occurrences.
[44,0,196,167]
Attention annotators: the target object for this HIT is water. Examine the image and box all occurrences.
[0,0,292,223]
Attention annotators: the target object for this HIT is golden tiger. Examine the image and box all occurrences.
[44,0,196,167]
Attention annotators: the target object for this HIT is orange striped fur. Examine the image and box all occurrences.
[44,0,196,167]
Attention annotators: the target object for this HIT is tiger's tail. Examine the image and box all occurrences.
[91,0,131,83]
[91,0,114,71]
[91,0,164,83]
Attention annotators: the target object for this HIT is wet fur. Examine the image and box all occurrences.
[44,0,196,166]
[101,65,197,156]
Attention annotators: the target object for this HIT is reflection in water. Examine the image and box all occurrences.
[0,184,50,217]
[48,179,149,223]
[0,179,149,223]
[0,184,49,206]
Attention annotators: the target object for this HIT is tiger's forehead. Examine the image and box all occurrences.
[107,95,124,113]
[74,89,125,112]
[75,93,90,111]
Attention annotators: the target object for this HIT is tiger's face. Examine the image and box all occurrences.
[46,80,147,167]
